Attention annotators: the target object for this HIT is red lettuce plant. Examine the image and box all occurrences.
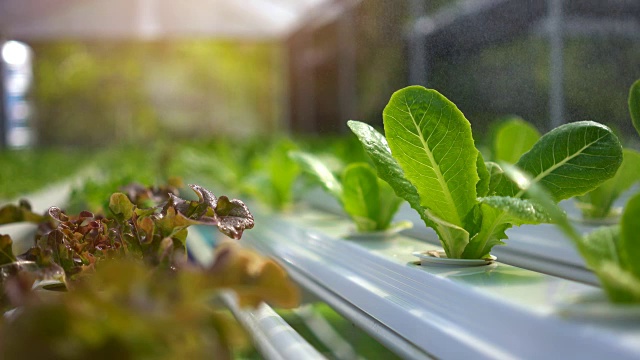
[12,184,255,280]
[0,183,298,359]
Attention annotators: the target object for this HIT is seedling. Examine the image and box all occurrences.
[349,86,623,259]
[175,137,301,210]
[574,79,640,220]
[290,151,410,234]
[505,164,640,303]
[243,138,301,210]
[579,193,640,302]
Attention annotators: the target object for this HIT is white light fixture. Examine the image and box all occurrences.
[2,40,30,67]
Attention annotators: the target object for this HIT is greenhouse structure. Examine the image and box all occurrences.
[1,1,640,359]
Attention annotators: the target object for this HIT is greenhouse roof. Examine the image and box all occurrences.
[0,0,332,41]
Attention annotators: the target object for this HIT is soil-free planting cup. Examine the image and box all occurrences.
[412,250,496,267]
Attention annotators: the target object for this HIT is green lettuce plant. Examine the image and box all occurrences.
[492,117,540,164]
[348,86,623,259]
[579,193,640,303]
[574,79,640,220]
[243,138,301,210]
[290,151,410,233]
[504,164,640,303]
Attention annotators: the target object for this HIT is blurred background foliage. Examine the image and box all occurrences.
[31,40,281,147]
[0,148,92,199]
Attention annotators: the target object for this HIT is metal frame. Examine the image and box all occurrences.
[406,0,640,129]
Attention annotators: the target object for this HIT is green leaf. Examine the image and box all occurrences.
[499,163,580,241]
[581,225,621,269]
[480,196,551,224]
[376,179,404,230]
[620,192,640,278]
[382,86,478,227]
[493,117,540,164]
[347,121,427,224]
[596,261,640,303]
[476,153,490,197]
[424,209,469,258]
[485,162,505,196]
[267,139,300,209]
[576,149,640,218]
[109,193,135,221]
[493,163,583,259]
[496,121,623,201]
[575,194,640,303]
[152,206,196,239]
[289,151,343,202]
[463,197,551,258]
[245,139,300,210]
[342,163,382,232]
[341,163,404,232]
[463,207,508,259]
[630,78,640,137]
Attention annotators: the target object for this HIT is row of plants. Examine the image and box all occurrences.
[173,80,640,279]
[179,79,640,305]
[176,79,640,306]
[339,79,640,304]
[0,135,400,358]
[0,148,93,200]
[0,175,299,358]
